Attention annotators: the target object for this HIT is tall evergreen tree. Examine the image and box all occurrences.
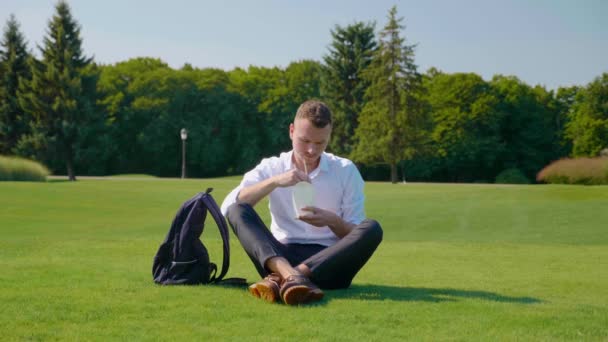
[0,14,30,154]
[18,1,94,180]
[321,22,376,156]
[352,6,429,183]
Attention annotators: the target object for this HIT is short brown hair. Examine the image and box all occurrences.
[295,100,332,128]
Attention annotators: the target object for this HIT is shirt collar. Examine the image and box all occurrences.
[318,153,329,173]
[284,150,329,175]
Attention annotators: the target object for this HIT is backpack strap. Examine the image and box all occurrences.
[198,188,248,287]
[199,188,232,283]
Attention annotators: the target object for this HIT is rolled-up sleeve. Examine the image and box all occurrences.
[220,160,270,215]
[340,164,366,225]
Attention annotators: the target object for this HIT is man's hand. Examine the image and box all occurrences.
[274,169,310,187]
[298,206,335,227]
[298,206,355,238]
[238,169,309,207]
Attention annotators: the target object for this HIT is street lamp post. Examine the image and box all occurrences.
[180,128,187,179]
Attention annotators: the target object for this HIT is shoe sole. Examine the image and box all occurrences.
[282,285,324,305]
[249,283,278,303]
[307,289,324,302]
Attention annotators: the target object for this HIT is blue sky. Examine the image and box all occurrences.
[1,0,606,90]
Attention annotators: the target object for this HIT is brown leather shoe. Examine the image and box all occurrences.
[280,274,324,305]
[249,273,282,303]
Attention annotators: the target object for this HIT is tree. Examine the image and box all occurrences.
[492,76,565,179]
[0,14,30,154]
[17,1,94,180]
[95,58,171,174]
[351,6,429,183]
[424,71,503,182]
[554,85,579,156]
[321,22,376,156]
[565,73,608,157]
[96,59,257,177]
[261,60,323,154]
[229,61,322,159]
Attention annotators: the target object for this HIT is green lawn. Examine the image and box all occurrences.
[1,179,607,340]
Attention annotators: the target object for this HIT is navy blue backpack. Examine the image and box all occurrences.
[152,188,244,285]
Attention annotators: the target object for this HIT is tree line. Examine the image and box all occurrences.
[1,2,606,182]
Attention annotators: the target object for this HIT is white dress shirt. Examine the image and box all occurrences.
[221,150,365,247]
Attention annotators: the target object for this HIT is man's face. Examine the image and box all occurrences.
[289,118,332,165]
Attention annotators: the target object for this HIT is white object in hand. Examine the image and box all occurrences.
[292,181,314,218]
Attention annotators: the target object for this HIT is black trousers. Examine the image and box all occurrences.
[226,203,383,289]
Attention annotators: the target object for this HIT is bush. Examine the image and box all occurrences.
[0,155,50,182]
[495,168,530,184]
[536,157,608,185]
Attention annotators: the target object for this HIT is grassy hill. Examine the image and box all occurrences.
[1,179,606,340]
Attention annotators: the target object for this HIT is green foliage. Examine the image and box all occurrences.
[491,76,562,180]
[228,60,322,159]
[321,21,376,156]
[536,157,608,185]
[414,72,564,183]
[93,57,169,174]
[494,168,530,184]
[424,71,503,182]
[16,1,95,181]
[3,2,607,183]
[96,60,248,177]
[259,60,323,154]
[352,6,430,183]
[0,14,30,154]
[0,154,49,181]
[554,85,580,156]
[92,58,322,177]
[565,73,608,157]
[228,65,281,158]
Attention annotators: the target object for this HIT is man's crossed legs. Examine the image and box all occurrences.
[226,203,383,305]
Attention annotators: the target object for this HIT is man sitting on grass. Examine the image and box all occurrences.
[221,100,383,305]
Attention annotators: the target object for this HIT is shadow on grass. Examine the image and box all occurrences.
[326,284,542,304]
